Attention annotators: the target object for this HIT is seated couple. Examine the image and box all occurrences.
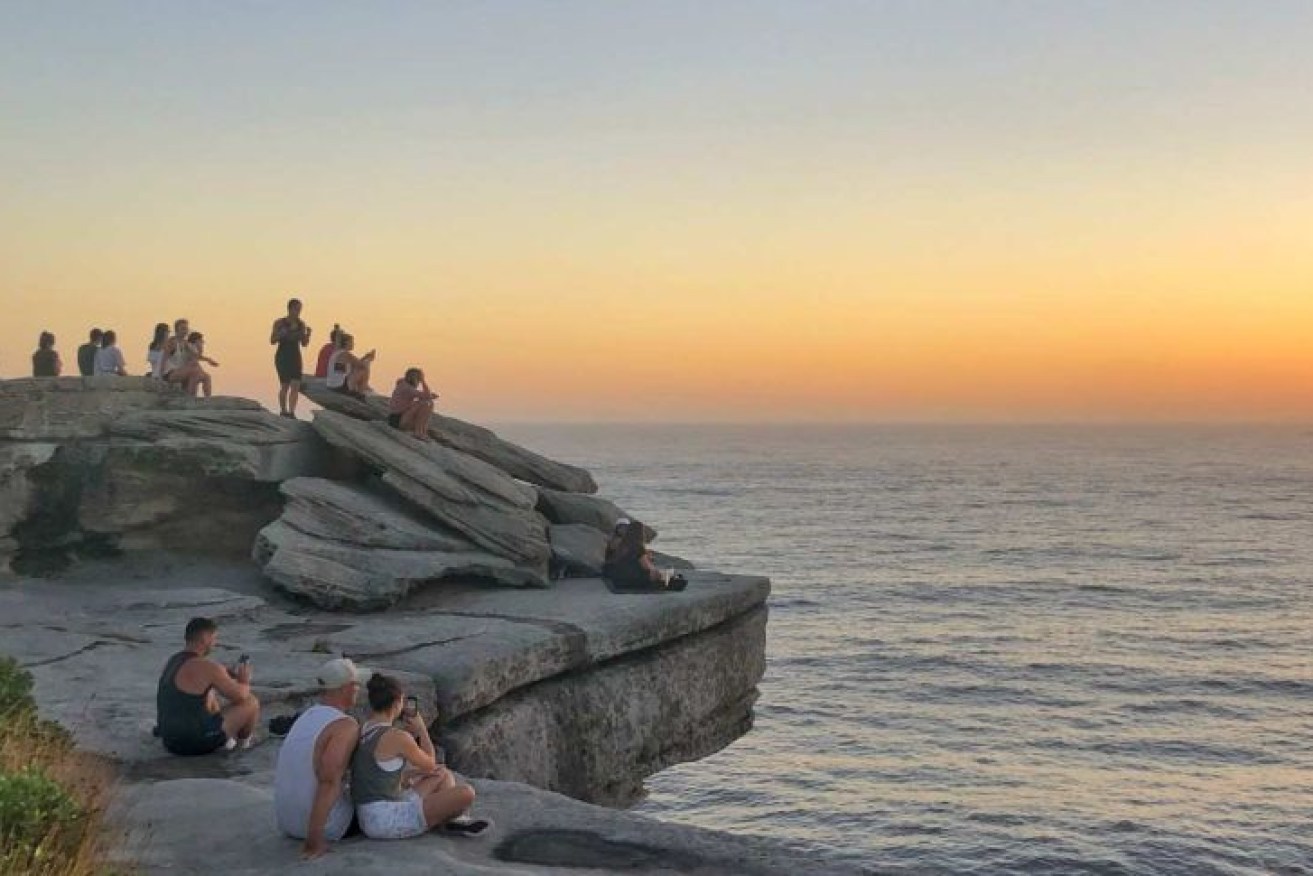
[603,518,688,592]
[274,659,490,860]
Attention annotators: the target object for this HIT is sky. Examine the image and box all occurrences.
[2,1,1311,422]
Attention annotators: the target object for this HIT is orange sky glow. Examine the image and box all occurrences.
[2,4,1311,422]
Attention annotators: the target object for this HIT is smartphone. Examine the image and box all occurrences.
[403,696,418,719]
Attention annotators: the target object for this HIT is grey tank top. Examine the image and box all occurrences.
[350,724,407,805]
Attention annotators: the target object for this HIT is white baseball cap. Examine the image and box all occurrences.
[316,657,372,690]
[614,517,632,529]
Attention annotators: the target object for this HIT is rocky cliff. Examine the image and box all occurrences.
[0,376,782,867]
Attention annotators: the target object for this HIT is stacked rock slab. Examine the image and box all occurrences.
[255,477,545,610]
[255,383,684,606]
[300,379,597,493]
[0,377,330,572]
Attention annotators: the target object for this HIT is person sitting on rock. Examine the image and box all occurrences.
[325,332,375,397]
[388,368,438,439]
[155,617,260,756]
[93,329,128,376]
[161,318,190,381]
[603,517,631,571]
[350,673,489,840]
[314,323,341,379]
[274,658,368,860]
[32,331,62,377]
[76,328,102,377]
[146,322,170,378]
[166,331,219,397]
[603,519,687,592]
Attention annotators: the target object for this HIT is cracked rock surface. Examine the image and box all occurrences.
[0,556,851,875]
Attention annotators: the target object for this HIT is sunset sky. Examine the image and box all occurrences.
[2,1,1311,422]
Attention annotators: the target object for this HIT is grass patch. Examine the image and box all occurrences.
[0,656,121,875]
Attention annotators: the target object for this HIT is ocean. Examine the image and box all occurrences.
[498,424,1313,875]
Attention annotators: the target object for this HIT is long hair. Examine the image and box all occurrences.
[149,323,169,351]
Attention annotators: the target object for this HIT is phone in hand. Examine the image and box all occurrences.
[403,696,418,719]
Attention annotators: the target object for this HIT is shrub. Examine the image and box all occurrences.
[0,657,35,719]
[0,767,87,871]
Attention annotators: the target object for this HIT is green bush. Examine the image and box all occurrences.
[0,657,35,719]
[0,767,87,866]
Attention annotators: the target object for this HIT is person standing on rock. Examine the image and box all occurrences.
[146,322,170,378]
[154,617,261,756]
[274,658,368,859]
[76,328,102,376]
[32,331,62,377]
[271,297,312,419]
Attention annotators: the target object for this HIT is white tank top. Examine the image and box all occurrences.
[325,350,351,389]
[273,704,355,840]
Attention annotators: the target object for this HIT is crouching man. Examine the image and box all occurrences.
[273,658,368,859]
[155,617,260,755]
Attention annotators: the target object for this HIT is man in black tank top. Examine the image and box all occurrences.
[155,617,261,755]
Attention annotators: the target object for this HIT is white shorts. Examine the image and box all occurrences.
[357,791,427,840]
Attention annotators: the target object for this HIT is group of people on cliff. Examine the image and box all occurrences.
[155,617,490,860]
[31,321,221,397]
[22,297,440,440]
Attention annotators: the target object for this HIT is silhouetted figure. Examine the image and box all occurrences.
[147,322,170,378]
[314,324,341,379]
[32,331,62,377]
[77,328,103,376]
[94,330,127,376]
[271,297,312,419]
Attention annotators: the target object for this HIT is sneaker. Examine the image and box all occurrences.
[223,737,238,752]
[238,735,257,751]
[444,816,492,837]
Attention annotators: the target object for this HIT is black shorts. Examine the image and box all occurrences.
[275,347,303,384]
[387,413,402,429]
[162,712,228,756]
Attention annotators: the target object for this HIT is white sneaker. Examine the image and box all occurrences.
[223,737,238,752]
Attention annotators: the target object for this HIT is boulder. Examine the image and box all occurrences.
[549,523,608,576]
[0,443,59,569]
[253,478,547,610]
[301,379,597,494]
[311,411,550,573]
[537,488,656,541]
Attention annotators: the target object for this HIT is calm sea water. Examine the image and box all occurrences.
[498,424,1313,875]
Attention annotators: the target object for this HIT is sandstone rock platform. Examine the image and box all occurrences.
[0,556,853,875]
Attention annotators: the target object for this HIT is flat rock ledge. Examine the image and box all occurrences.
[0,560,853,875]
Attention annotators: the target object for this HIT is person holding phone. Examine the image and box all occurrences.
[350,674,490,839]
[324,333,375,398]
[154,617,260,755]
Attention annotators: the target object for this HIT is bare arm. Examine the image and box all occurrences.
[303,718,359,859]
[205,660,252,705]
[301,323,313,347]
[270,319,285,345]
[394,724,439,773]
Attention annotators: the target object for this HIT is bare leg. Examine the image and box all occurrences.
[399,400,433,439]
[410,769,457,796]
[287,379,301,415]
[420,784,476,830]
[221,696,260,741]
[198,370,213,398]
[347,362,372,395]
[278,382,290,414]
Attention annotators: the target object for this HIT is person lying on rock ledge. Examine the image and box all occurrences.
[154,616,261,756]
[388,367,438,440]
[352,673,491,840]
[274,658,367,859]
[603,518,688,592]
